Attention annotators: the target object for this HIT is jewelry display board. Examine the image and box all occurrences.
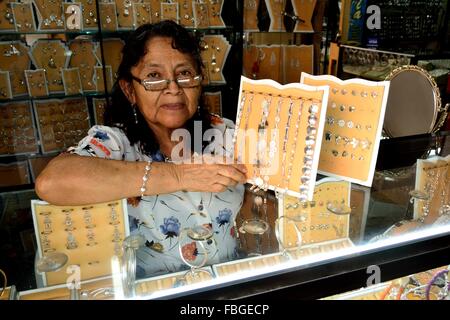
[178,0,194,28]
[414,155,450,223]
[207,0,225,28]
[0,41,32,97]
[93,98,108,125]
[0,70,13,100]
[33,0,65,31]
[283,45,314,83]
[234,76,329,200]
[265,0,285,32]
[117,0,135,29]
[0,1,15,32]
[301,73,390,187]
[99,38,125,83]
[30,40,69,94]
[33,97,90,154]
[135,267,214,296]
[68,39,101,92]
[200,35,231,84]
[132,2,152,28]
[25,69,49,98]
[243,45,283,83]
[95,65,113,93]
[279,179,351,247]
[0,161,31,187]
[0,101,39,156]
[291,0,316,33]
[11,2,36,32]
[79,0,98,30]
[31,199,130,287]
[161,2,179,23]
[149,0,162,24]
[203,91,222,116]
[99,2,118,31]
[61,67,83,96]
[193,0,209,28]
[243,0,259,32]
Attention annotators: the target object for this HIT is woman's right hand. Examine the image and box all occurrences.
[173,155,248,193]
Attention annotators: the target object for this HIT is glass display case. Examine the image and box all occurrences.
[1,1,450,301]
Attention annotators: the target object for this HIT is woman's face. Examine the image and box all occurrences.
[126,36,201,131]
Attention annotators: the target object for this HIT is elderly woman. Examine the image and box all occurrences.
[36,20,246,277]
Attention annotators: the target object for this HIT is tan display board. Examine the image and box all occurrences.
[31,199,130,287]
[0,41,32,97]
[292,0,316,33]
[301,73,390,187]
[243,0,259,32]
[233,76,329,201]
[203,91,222,116]
[279,179,351,247]
[414,155,450,223]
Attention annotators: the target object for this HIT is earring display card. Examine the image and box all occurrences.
[177,0,194,28]
[64,2,83,31]
[132,3,152,28]
[61,67,83,96]
[208,0,225,28]
[30,40,69,94]
[0,160,31,187]
[79,0,98,30]
[31,199,130,287]
[203,91,222,116]
[34,0,65,31]
[301,73,390,187]
[99,38,125,83]
[279,179,351,248]
[135,267,214,296]
[11,2,36,32]
[200,35,231,84]
[234,76,329,200]
[266,0,285,32]
[193,1,209,28]
[99,2,118,31]
[0,41,32,97]
[244,0,259,32]
[149,0,162,23]
[69,40,100,92]
[25,69,49,98]
[283,45,314,84]
[160,2,179,24]
[201,59,210,86]
[414,155,450,223]
[0,71,13,100]
[291,0,316,33]
[93,98,108,125]
[117,0,135,29]
[0,101,38,156]
[0,1,15,32]
[95,65,113,93]
[34,98,90,154]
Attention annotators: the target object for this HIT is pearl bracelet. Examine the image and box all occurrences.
[140,159,153,198]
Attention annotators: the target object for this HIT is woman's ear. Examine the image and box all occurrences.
[119,79,136,104]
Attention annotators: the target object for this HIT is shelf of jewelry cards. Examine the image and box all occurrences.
[0,0,228,34]
[278,179,351,247]
[18,276,115,300]
[0,101,39,156]
[212,239,354,277]
[33,97,91,154]
[31,199,130,287]
[413,155,450,223]
[233,76,329,201]
[301,73,390,187]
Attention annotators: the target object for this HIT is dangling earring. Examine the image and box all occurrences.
[197,105,201,116]
[132,104,138,124]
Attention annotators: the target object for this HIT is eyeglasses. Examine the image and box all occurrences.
[132,74,202,91]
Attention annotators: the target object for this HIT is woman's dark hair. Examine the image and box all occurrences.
[104,20,211,157]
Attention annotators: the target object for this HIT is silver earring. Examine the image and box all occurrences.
[197,105,201,116]
[133,105,138,124]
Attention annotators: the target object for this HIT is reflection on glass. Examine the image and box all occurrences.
[274,215,302,259]
[122,234,145,298]
[36,251,68,273]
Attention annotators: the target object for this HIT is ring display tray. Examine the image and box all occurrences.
[31,199,130,287]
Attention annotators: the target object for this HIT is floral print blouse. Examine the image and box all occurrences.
[68,115,245,277]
